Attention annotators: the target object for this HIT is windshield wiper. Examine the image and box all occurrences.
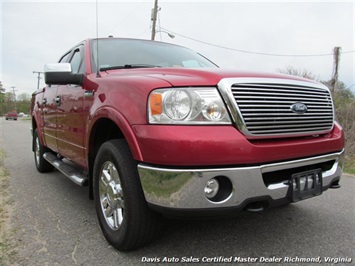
[100,64,161,71]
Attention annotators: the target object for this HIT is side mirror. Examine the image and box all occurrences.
[44,63,84,85]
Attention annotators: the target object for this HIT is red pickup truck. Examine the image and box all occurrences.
[5,111,18,120]
[31,37,344,251]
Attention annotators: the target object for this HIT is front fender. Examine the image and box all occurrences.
[86,106,143,161]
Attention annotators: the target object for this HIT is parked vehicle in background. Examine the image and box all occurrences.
[31,37,345,251]
[5,111,18,120]
[18,112,29,118]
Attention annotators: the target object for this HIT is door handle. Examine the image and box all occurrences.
[55,96,61,106]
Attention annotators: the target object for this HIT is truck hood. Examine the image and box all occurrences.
[101,67,316,87]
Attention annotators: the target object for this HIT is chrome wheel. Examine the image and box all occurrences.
[99,161,125,230]
[33,128,53,173]
[35,135,41,167]
[94,139,159,250]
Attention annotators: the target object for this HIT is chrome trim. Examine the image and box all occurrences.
[98,161,124,230]
[218,78,335,139]
[138,150,344,209]
[43,152,88,186]
[44,63,72,73]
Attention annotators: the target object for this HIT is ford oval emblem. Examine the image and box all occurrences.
[290,102,308,114]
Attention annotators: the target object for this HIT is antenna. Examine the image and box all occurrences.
[96,0,101,78]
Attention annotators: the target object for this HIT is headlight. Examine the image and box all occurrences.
[148,87,231,124]
[164,90,191,120]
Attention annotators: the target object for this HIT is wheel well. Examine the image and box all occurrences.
[31,118,38,152]
[88,118,125,199]
[32,118,38,131]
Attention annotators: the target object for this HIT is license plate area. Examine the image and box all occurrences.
[291,169,323,202]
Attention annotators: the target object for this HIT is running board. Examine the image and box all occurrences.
[43,152,88,186]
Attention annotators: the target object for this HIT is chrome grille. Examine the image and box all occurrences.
[231,83,334,136]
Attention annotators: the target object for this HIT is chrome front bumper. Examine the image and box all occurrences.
[138,150,344,210]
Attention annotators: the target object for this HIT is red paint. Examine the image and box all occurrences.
[31,38,344,171]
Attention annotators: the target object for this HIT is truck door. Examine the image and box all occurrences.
[56,46,87,168]
[42,85,59,152]
[42,51,72,154]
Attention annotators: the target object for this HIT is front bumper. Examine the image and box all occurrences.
[138,150,344,213]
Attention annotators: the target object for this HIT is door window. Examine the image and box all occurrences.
[70,47,84,74]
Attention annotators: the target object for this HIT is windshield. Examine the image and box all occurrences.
[90,38,218,72]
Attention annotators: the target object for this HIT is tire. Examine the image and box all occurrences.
[93,139,160,251]
[33,128,54,173]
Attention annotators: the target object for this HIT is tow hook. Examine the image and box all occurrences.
[330,181,341,189]
[245,202,265,212]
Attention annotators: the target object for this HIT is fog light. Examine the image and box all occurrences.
[204,178,219,199]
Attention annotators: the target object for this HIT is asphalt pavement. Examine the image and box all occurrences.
[1,119,354,265]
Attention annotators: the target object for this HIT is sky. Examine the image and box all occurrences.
[1,0,354,96]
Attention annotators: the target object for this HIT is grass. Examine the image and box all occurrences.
[344,156,355,175]
[0,149,17,266]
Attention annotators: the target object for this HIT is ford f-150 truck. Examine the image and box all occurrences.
[5,111,18,120]
[31,37,345,251]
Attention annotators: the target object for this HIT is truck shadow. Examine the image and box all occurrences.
[128,200,338,259]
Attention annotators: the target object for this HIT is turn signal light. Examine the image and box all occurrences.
[149,93,162,115]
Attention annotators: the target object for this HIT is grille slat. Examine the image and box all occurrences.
[240,104,332,109]
[236,96,331,102]
[231,83,334,136]
[242,108,332,112]
[246,126,332,134]
[236,100,331,105]
[233,91,330,100]
[248,123,333,130]
[243,113,333,117]
[247,119,333,125]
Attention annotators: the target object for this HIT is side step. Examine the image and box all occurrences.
[43,152,88,186]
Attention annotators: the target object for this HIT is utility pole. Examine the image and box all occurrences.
[330,47,341,93]
[33,71,44,91]
[11,86,17,111]
[151,0,158,40]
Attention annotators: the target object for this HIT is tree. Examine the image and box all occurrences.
[321,80,354,100]
[16,93,31,114]
[17,93,31,102]
[4,92,14,103]
[0,81,4,92]
[277,66,319,81]
[0,81,5,103]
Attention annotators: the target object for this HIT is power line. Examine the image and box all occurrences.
[161,27,355,58]
[108,2,146,36]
